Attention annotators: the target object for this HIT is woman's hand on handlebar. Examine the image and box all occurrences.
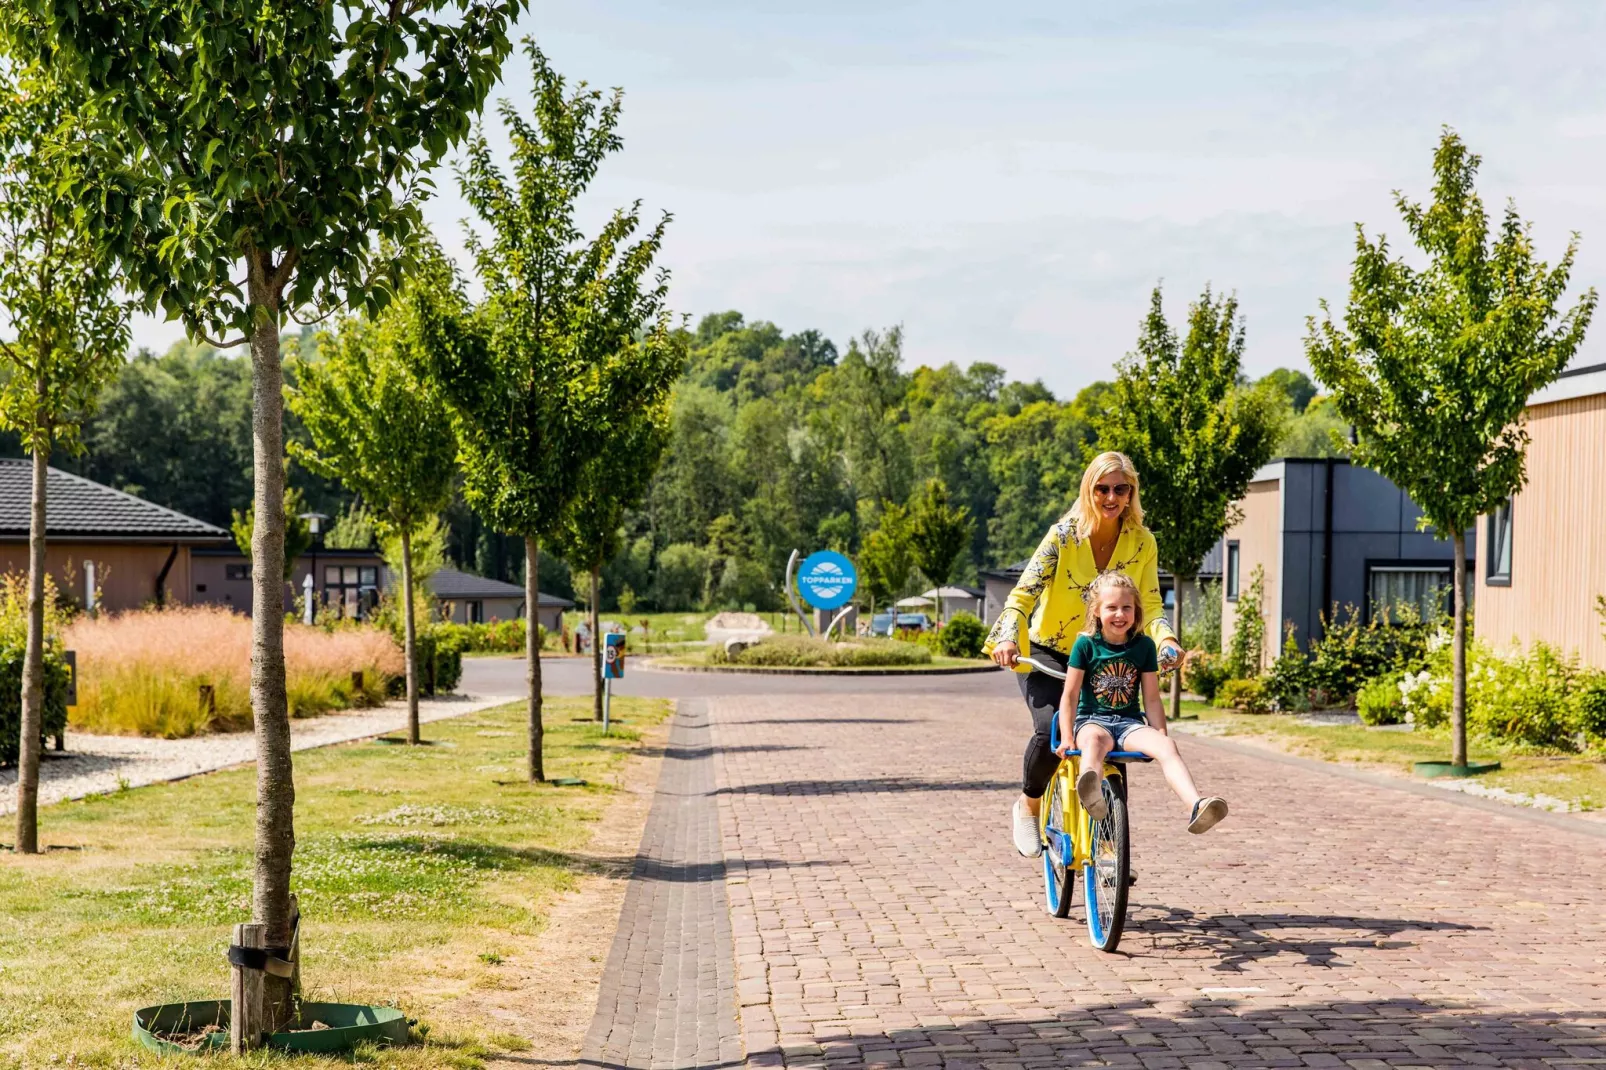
[1158,639,1182,673]
[991,641,1020,668]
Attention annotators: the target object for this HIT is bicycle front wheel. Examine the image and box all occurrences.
[1082,774,1129,952]
[1041,771,1075,918]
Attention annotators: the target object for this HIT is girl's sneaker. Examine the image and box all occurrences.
[1011,798,1042,857]
[1188,797,1229,834]
[1076,768,1109,821]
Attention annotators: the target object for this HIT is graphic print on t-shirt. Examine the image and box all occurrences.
[1091,659,1139,709]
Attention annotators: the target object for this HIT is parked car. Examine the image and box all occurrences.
[868,612,896,637]
[893,612,932,635]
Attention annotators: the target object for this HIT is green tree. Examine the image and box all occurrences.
[555,395,677,722]
[1307,130,1595,768]
[2,0,525,1040]
[412,44,676,781]
[288,300,458,745]
[1259,367,1317,413]
[0,61,131,855]
[1097,284,1285,719]
[906,478,973,616]
[1274,395,1349,458]
[859,501,914,613]
[230,486,312,582]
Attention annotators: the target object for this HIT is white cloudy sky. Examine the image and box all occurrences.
[132,0,1606,397]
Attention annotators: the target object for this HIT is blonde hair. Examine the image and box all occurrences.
[1066,451,1145,541]
[1083,571,1144,638]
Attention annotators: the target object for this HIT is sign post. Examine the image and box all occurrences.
[795,550,859,638]
[602,632,626,735]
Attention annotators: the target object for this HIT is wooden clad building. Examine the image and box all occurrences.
[0,459,232,611]
[1475,362,1606,668]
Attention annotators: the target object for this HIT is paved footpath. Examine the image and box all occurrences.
[584,688,1606,1069]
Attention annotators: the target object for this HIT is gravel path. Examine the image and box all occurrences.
[0,691,521,816]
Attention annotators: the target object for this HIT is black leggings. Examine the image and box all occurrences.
[1017,645,1069,799]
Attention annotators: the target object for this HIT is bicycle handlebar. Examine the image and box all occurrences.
[1016,656,1066,679]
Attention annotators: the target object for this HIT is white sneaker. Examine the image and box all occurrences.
[1011,798,1042,857]
[1077,768,1109,821]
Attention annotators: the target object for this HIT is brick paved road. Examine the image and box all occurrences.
[586,688,1606,1069]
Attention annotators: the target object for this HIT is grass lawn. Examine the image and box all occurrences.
[1183,704,1606,813]
[0,694,670,1067]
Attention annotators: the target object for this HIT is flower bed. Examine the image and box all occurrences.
[67,606,402,737]
[707,635,931,668]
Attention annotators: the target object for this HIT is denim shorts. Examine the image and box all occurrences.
[1073,713,1149,749]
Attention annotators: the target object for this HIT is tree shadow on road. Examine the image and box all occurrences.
[714,776,1017,797]
[786,998,1605,1069]
[1122,904,1487,972]
[633,856,842,884]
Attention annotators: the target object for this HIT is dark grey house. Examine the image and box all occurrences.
[1221,458,1473,664]
[979,539,1224,628]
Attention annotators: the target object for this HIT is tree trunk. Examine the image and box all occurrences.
[525,537,545,782]
[1169,577,1185,724]
[244,257,295,1043]
[401,526,420,745]
[14,427,49,855]
[591,566,602,722]
[1451,531,1468,768]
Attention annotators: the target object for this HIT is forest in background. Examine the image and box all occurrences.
[0,312,1347,612]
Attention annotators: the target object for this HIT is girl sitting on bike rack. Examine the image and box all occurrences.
[1057,571,1229,835]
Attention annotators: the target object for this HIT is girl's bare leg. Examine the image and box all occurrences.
[1121,726,1203,807]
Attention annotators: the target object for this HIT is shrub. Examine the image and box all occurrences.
[1304,603,1437,707]
[0,574,70,764]
[1356,672,1406,726]
[1182,650,1231,703]
[1180,579,1222,654]
[1465,641,1577,748]
[1215,677,1271,713]
[1263,623,1313,711]
[1225,567,1266,677]
[709,635,931,668]
[67,606,402,737]
[1572,672,1606,747]
[937,613,987,659]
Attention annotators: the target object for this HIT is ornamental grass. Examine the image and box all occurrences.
[66,606,402,737]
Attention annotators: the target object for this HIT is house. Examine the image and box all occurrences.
[1475,361,1606,669]
[1219,459,1471,667]
[429,566,573,634]
[0,460,232,611]
[191,546,389,620]
[979,542,1223,629]
[919,585,986,621]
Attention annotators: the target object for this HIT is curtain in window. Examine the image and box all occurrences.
[1368,568,1451,620]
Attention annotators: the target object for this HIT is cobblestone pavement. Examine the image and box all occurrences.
[582,700,743,1070]
[706,692,1606,1070]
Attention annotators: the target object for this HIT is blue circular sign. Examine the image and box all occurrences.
[797,550,858,610]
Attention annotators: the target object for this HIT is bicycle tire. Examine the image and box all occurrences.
[1041,772,1075,918]
[1082,773,1130,952]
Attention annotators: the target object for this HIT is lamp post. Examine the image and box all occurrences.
[299,512,330,622]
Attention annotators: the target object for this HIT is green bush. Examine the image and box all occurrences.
[937,613,987,659]
[0,642,70,765]
[411,626,464,696]
[1182,650,1231,703]
[1215,677,1271,714]
[1466,641,1577,748]
[1572,672,1606,746]
[709,635,931,668]
[1304,603,1437,707]
[1356,673,1406,726]
[1263,624,1313,711]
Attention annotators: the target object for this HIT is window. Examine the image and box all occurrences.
[1225,542,1241,601]
[1368,566,1453,621]
[226,564,250,581]
[1487,500,1513,586]
[468,600,484,624]
[323,564,381,620]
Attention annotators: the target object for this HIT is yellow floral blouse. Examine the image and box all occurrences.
[984,516,1176,658]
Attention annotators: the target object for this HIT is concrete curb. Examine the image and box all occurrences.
[639,659,1001,678]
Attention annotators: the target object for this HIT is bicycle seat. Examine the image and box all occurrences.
[1049,717,1154,762]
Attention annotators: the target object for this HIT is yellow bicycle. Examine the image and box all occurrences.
[1021,656,1151,953]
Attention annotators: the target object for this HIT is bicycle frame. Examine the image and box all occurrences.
[1040,716,1143,870]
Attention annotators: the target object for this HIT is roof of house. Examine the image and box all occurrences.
[1529,360,1606,407]
[0,459,230,542]
[427,566,574,607]
[921,585,984,600]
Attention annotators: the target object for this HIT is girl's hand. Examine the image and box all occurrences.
[992,641,1020,668]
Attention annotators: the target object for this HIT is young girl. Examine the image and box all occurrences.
[1055,572,1229,834]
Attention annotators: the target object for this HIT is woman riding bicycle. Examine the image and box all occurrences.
[985,450,1191,857]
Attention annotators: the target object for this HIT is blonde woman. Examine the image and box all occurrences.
[984,451,1184,857]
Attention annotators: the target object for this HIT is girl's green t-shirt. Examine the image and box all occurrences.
[1068,632,1157,719]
